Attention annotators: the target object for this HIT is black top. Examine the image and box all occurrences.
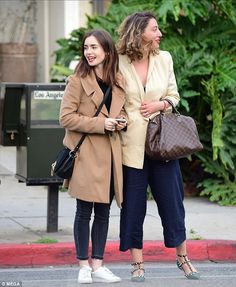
[96,77,112,112]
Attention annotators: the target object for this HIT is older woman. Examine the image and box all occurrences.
[117,11,200,282]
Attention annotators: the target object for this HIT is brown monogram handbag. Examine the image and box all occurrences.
[145,99,203,160]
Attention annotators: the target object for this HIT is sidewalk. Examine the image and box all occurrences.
[0,146,236,267]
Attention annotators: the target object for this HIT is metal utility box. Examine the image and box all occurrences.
[0,83,25,146]
[15,83,65,185]
[0,83,66,232]
[0,83,65,185]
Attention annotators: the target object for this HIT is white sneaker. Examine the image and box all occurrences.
[92,266,121,283]
[78,266,92,284]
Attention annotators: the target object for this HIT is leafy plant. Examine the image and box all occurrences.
[189,228,202,240]
[51,0,236,205]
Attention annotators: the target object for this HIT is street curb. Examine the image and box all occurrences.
[1,240,236,267]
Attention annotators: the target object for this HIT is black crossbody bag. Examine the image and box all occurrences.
[51,86,112,179]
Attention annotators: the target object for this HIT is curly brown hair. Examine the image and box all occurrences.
[116,11,159,62]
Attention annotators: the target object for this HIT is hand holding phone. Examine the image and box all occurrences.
[115,118,127,131]
[116,118,127,124]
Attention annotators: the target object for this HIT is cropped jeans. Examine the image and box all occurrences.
[120,155,186,251]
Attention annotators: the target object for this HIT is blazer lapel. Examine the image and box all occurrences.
[147,54,155,83]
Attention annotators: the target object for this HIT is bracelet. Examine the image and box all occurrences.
[162,100,167,111]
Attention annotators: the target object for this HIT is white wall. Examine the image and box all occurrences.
[35,0,65,82]
[36,0,92,82]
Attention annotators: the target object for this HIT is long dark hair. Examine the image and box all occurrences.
[75,29,119,85]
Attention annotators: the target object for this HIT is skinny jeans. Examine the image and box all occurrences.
[120,155,186,251]
[74,184,114,260]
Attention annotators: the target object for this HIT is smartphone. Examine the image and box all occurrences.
[116,118,127,124]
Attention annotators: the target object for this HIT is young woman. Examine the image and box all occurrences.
[59,29,127,284]
[117,11,200,281]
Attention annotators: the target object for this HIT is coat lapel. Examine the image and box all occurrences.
[80,71,109,116]
[147,54,155,84]
[80,70,125,118]
[109,84,125,118]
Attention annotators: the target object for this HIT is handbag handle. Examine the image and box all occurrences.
[70,85,112,156]
[162,98,180,115]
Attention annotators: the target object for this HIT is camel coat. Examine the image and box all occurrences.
[59,71,126,208]
[119,51,180,169]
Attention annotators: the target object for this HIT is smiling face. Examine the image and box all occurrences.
[84,35,106,68]
[142,18,162,49]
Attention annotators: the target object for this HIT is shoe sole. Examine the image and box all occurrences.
[176,261,200,280]
[78,279,93,284]
[78,280,93,284]
[92,278,121,283]
[131,276,145,282]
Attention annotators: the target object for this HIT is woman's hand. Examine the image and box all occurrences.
[105,118,118,132]
[140,101,164,117]
[115,118,127,131]
[104,118,127,132]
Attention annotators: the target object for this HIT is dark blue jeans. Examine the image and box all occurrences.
[120,156,186,251]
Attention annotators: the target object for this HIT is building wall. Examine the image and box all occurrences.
[0,0,36,43]
[35,0,93,82]
[0,0,93,82]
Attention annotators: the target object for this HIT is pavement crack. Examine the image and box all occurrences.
[8,217,42,238]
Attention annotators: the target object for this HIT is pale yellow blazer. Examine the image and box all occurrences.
[119,51,180,169]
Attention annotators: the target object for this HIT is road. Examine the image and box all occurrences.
[0,262,236,287]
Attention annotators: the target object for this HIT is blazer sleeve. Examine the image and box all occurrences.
[59,74,106,134]
[162,52,180,107]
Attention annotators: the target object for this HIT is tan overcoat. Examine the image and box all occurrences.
[59,71,126,208]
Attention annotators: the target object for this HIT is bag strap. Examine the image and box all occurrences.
[71,85,112,155]
[94,85,112,117]
[162,98,180,115]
